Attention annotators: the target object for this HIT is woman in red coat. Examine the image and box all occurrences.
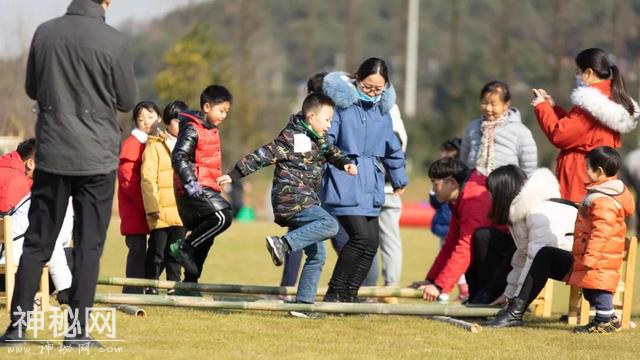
[532,48,638,202]
[118,101,160,294]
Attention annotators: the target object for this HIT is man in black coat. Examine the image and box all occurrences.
[1,0,137,348]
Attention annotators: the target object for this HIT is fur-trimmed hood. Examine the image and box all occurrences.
[323,71,396,113]
[584,179,635,216]
[571,82,639,134]
[509,168,561,223]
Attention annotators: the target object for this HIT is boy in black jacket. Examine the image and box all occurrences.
[217,93,356,316]
[170,85,233,287]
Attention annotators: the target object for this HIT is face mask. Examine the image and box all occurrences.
[356,88,382,104]
[575,75,588,88]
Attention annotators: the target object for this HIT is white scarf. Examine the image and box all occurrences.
[476,112,508,175]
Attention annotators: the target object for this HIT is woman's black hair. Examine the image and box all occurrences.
[486,165,528,225]
[307,72,327,95]
[441,137,462,157]
[354,57,389,84]
[162,100,188,126]
[480,81,511,103]
[428,157,469,185]
[575,48,635,116]
[585,146,622,177]
[132,101,160,123]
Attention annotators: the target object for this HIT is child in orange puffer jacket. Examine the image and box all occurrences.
[569,146,635,333]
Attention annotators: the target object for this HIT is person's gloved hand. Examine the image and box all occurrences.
[185,180,203,197]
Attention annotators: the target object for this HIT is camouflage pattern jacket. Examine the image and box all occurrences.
[228,114,352,225]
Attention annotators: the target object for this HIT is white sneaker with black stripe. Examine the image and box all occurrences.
[288,310,325,319]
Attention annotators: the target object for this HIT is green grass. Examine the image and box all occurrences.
[2,219,639,359]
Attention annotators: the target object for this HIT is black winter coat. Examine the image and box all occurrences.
[26,0,137,175]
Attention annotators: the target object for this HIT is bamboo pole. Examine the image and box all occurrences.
[116,304,146,317]
[429,316,482,333]
[97,276,424,298]
[94,293,500,317]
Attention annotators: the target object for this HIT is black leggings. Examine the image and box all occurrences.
[517,246,573,304]
[327,216,379,297]
[466,227,516,301]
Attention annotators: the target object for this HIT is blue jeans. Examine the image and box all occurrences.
[281,219,350,287]
[283,206,339,303]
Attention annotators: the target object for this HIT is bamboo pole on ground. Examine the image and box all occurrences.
[116,304,146,317]
[94,293,500,317]
[97,276,424,298]
[429,316,482,333]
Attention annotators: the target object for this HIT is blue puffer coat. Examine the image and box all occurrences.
[320,71,408,217]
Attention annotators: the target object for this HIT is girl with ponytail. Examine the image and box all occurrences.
[531,48,639,202]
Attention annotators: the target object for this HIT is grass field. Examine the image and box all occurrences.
[1,219,639,359]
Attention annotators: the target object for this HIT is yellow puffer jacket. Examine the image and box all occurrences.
[141,132,183,230]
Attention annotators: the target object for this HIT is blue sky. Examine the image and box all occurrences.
[1,0,206,58]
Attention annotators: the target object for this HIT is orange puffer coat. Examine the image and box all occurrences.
[568,179,635,292]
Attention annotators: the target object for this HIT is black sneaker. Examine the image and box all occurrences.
[289,310,326,319]
[265,236,288,266]
[0,325,26,347]
[169,239,198,275]
[63,334,104,348]
[573,317,621,334]
[144,287,159,295]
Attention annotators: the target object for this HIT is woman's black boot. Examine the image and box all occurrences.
[482,297,527,328]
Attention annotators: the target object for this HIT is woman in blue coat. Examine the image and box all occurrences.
[321,57,408,302]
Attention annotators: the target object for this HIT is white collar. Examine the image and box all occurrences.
[131,128,149,144]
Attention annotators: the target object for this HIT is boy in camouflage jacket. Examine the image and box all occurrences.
[217,93,356,314]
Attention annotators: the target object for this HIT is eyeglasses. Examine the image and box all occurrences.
[359,82,385,95]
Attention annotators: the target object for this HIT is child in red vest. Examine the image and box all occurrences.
[170,85,233,287]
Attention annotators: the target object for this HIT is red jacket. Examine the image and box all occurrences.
[534,80,638,202]
[0,151,32,213]
[426,170,494,293]
[118,131,150,236]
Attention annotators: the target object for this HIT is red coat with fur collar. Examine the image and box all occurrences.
[534,80,638,202]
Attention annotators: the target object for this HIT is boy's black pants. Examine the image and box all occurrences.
[466,227,516,301]
[10,169,115,331]
[182,208,232,282]
[174,187,233,282]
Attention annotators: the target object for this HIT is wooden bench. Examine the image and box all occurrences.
[530,279,554,318]
[0,215,50,313]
